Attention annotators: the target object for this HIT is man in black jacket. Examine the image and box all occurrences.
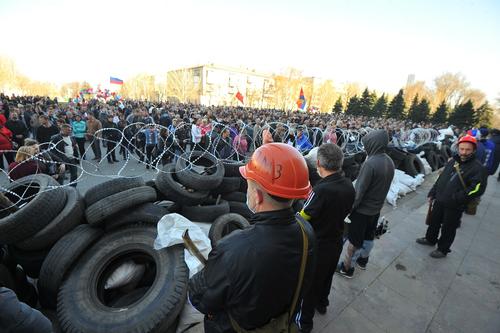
[417,135,488,258]
[102,114,120,163]
[189,143,316,333]
[50,124,79,187]
[298,143,355,333]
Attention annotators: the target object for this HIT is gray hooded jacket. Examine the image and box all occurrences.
[352,130,395,216]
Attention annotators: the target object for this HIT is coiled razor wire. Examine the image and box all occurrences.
[0,122,445,213]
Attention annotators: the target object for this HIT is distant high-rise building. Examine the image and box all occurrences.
[407,74,415,86]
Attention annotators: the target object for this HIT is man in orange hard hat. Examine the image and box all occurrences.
[188,143,316,332]
[416,135,487,258]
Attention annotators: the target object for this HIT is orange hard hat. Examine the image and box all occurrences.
[239,143,311,199]
[458,134,477,147]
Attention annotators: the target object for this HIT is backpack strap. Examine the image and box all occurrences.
[289,215,308,324]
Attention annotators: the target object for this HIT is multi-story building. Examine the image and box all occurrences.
[165,64,274,107]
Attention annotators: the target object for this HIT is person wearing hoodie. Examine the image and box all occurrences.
[416,135,488,258]
[337,129,395,278]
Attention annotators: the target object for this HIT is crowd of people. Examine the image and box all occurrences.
[1,93,500,333]
[0,94,474,182]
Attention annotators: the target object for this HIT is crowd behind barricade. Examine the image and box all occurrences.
[1,93,500,333]
[0,93,499,185]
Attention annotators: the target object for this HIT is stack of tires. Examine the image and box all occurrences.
[1,174,85,309]
[1,155,253,332]
[342,152,366,181]
[36,177,187,333]
[409,143,452,172]
[387,147,426,177]
[155,151,252,221]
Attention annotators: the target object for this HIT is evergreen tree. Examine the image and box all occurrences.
[345,95,361,116]
[387,89,406,119]
[432,100,448,124]
[408,95,420,123]
[475,102,493,127]
[449,100,475,129]
[359,88,374,117]
[332,97,343,114]
[372,93,388,117]
[417,98,431,124]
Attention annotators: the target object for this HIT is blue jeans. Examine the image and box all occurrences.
[351,240,374,267]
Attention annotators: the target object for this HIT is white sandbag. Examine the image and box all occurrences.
[105,261,145,290]
[386,185,399,207]
[417,152,432,175]
[395,170,418,190]
[397,183,412,196]
[414,174,425,186]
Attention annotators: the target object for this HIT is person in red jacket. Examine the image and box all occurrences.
[0,116,14,169]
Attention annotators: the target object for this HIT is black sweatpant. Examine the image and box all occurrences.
[106,141,117,162]
[300,237,343,329]
[425,200,463,253]
[75,137,86,159]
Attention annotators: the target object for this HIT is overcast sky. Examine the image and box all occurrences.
[1,0,499,99]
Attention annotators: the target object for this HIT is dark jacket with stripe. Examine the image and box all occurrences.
[300,173,355,242]
[428,153,488,210]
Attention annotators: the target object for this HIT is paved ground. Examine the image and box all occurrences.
[314,173,500,333]
[2,150,499,333]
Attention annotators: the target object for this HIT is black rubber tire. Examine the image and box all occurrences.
[181,199,230,222]
[0,263,16,290]
[221,160,245,177]
[388,147,407,161]
[221,192,246,203]
[103,203,169,231]
[401,155,418,176]
[228,201,254,220]
[440,145,451,159]
[38,224,104,309]
[85,186,157,226]
[425,151,438,171]
[354,151,367,164]
[403,154,425,176]
[57,225,188,333]
[211,177,241,195]
[84,177,145,207]
[175,151,225,190]
[155,164,209,206]
[437,155,447,169]
[208,213,250,247]
[0,174,66,244]
[344,162,361,181]
[16,187,85,251]
[7,246,49,279]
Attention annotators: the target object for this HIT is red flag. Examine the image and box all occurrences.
[235,91,244,104]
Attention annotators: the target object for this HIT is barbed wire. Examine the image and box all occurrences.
[0,122,445,213]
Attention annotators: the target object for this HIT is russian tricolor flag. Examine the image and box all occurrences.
[110,77,123,85]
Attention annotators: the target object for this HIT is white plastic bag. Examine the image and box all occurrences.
[105,261,145,290]
[154,213,212,278]
[154,214,212,333]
